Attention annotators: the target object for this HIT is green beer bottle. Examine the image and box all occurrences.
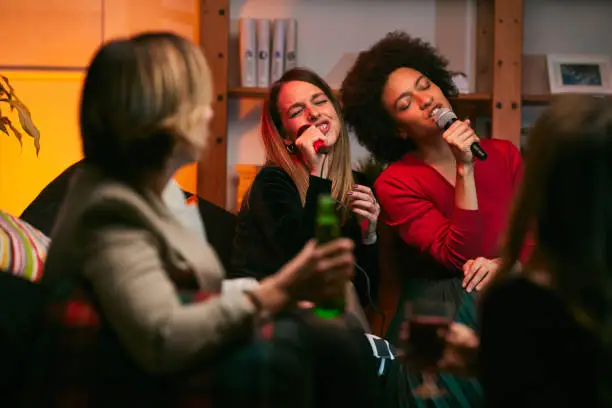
[313,194,345,319]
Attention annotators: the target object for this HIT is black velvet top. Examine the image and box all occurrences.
[228,165,379,308]
[480,275,599,408]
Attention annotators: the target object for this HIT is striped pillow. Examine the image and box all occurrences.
[0,211,49,282]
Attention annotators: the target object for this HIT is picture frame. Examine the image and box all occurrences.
[547,54,612,95]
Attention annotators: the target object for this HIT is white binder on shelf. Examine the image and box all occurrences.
[284,18,297,72]
[238,18,257,87]
[256,19,271,88]
[270,19,287,83]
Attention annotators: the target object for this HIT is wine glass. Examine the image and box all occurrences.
[403,299,454,399]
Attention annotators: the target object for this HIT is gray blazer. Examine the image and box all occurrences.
[42,165,257,374]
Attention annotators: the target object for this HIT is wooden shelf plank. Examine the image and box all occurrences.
[522,94,550,104]
[228,87,268,98]
[228,87,492,102]
[523,93,612,106]
[451,93,494,102]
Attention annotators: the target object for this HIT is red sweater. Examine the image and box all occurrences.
[375,138,529,274]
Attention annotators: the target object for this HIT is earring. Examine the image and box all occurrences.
[286,143,297,155]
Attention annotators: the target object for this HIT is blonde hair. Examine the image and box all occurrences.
[80,31,212,179]
[259,68,354,209]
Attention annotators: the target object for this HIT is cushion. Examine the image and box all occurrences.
[0,210,50,282]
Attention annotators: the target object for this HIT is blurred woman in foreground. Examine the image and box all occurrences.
[30,32,379,408]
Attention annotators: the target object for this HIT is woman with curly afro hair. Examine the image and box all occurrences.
[340,31,532,406]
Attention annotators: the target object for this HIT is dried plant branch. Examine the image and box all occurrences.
[0,75,41,155]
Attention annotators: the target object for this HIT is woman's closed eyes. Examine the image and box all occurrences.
[288,96,329,118]
[396,79,432,112]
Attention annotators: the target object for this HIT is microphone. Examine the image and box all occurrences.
[432,108,487,161]
[297,124,329,155]
[313,140,329,155]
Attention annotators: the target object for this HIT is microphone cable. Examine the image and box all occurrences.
[329,196,387,335]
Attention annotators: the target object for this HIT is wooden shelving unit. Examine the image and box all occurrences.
[197,0,528,208]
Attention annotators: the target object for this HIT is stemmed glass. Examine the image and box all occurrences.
[403,299,454,399]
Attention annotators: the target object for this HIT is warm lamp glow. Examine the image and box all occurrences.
[0,0,201,217]
[0,71,83,217]
[0,70,197,217]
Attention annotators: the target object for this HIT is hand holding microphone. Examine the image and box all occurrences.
[297,124,329,154]
[433,108,487,162]
[295,124,330,176]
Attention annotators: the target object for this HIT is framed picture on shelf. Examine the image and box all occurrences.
[547,54,612,95]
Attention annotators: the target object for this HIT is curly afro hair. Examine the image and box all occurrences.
[340,31,458,163]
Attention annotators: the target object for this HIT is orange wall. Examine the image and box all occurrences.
[0,0,200,217]
[0,71,84,217]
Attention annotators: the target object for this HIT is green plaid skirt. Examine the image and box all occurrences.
[382,277,484,408]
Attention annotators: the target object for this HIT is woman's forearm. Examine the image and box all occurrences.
[455,163,478,210]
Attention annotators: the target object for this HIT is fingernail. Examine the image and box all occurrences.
[347,191,353,195]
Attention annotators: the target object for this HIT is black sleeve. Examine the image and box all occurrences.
[350,171,380,307]
[250,167,331,255]
[229,166,332,281]
[353,240,379,306]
